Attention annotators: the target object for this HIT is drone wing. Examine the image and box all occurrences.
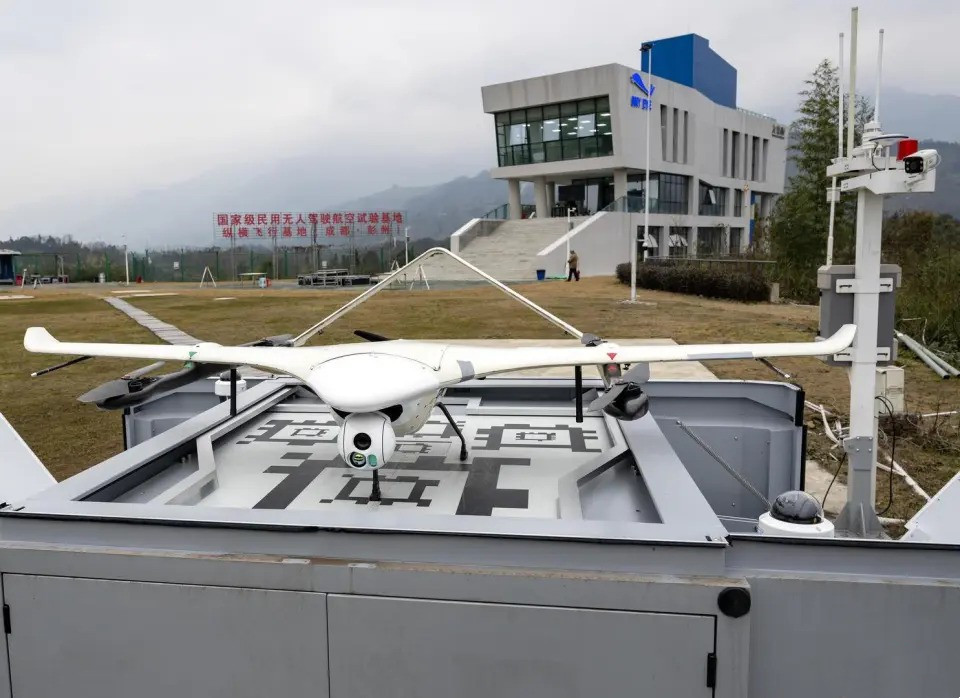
[24,327,322,383]
[23,328,442,412]
[440,325,856,382]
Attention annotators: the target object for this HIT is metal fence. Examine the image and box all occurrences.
[14,242,415,284]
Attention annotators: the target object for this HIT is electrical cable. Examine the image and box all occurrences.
[876,395,897,516]
[821,451,846,511]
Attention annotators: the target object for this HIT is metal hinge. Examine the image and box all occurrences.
[706,652,717,688]
[3,604,10,634]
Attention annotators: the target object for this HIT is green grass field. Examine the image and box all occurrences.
[2,277,957,524]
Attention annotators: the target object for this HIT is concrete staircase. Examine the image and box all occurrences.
[423,218,587,282]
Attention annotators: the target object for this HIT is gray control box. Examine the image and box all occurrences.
[818,264,901,366]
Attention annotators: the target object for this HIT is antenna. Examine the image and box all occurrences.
[874,28,884,122]
[826,32,844,266]
[838,32,844,158]
[847,6,858,156]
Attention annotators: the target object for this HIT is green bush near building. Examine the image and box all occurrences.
[616,261,770,302]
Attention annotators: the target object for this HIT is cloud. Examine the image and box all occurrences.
[1,0,957,212]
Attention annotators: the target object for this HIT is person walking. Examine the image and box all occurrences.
[567,250,580,281]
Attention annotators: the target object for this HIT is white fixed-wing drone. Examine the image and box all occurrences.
[25,324,855,479]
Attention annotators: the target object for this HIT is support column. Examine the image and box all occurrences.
[546,181,555,215]
[534,177,549,219]
[613,168,628,201]
[658,227,670,259]
[835,188,885,538]
[508,179,522,220]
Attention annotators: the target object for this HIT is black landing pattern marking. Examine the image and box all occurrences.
[320,474,441,506]
[236,418,338,446]
[474,423,601,453]
[252,453,529,515]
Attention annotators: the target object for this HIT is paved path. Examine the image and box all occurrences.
[103,296,200,345]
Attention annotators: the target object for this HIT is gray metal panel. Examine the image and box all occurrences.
[328,594,714,698]
[818,263,901,365]
[3,574,328,698]
[745,575,960,698]
[903,467,960,542]
[0,413,54,504]
[0,578,10,698]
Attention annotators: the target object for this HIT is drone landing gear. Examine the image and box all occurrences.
[437,402,468,461]
[370,469,382,504]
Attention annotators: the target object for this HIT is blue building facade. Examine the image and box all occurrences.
[640,34,737,109]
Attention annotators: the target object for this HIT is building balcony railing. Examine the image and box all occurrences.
[479,203,537,220]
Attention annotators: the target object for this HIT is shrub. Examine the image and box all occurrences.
[616,261,770,302]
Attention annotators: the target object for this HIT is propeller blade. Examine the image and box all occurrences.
[245,334,294,347]
[587,382,629,412]
[78,377,153,404]
[354,330,390,342]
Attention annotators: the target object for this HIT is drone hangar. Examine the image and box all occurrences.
[2,12,960,698]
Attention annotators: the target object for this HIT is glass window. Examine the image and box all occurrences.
[599,134,613,156]
[543,118,560,141]
[528,120,544,144]
[530,141,545,163]
[580,136,599,159]
[578,113,596,138]
[493,96,615,165]
[730,228,742,255]
[698,182,726,216]
[545,140,562,162]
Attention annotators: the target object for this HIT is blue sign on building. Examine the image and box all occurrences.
[629,72,654,111]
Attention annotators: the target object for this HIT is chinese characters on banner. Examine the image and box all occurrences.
[212,212,405,244]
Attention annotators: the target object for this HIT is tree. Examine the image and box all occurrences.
[769,59,873,300]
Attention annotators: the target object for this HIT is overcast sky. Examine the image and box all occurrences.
[2,0,959,214]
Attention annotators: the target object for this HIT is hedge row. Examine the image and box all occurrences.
[615,262,770,302]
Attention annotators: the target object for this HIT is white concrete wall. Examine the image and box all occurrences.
[536,207,759,278]
[537,212,632,278]
[482,63,787,198]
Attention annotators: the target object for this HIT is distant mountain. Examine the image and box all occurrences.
[0,144,490,249]
[877,88,960,144]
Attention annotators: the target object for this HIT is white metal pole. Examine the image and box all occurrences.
[874,28,884,122]
[844,188,883,523]
[124,234,130,286]
[632,44,653,303]
[826,32,844,266]
[847,7,858,158]
[642,47,653,274]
